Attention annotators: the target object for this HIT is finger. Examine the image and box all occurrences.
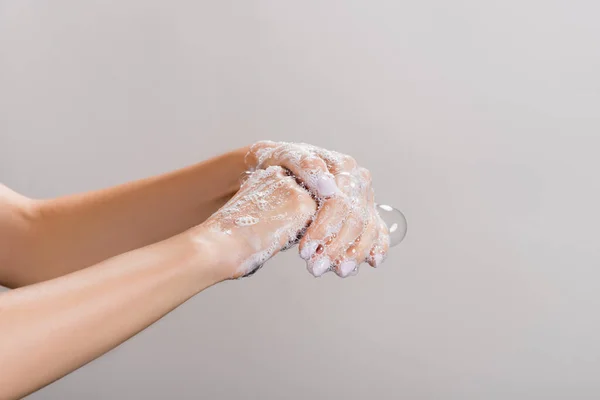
[347,185,377,263]
[334,172,361,197]
[299,197,351,274]
[256,145,338,198]
[276,178,318,249]
[244,140,278,170]
[367,218,390,267]
[357,167,372,187]
[299,196,350,257]
[305,169,372,277]
[326,173,373,277]
[344,208,378,268]
[334,167,373,200]
[311,148,358,175]
[324,212,366,277]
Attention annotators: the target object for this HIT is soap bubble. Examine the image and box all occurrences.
[375,204,407,247]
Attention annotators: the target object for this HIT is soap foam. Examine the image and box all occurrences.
[238,142,392,277]
[204,165,316,278]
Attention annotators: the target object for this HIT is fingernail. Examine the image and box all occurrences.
[316,174,337,197]
[339,260,357,277]
[300,241,319,260]
[373,253,384,267]
[310,258,331,277]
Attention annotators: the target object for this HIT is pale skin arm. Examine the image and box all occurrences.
[0,167,316,400]
[0,146,249,288]
[1,142,389,286]
[0,141,387,398]
[0,228,226,400]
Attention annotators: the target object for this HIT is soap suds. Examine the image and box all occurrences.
[235,216,259,226]
[204,165,316,278]
[236,141,392,278]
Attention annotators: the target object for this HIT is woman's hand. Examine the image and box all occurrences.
[196,166,317,279]
[245,141,390,278]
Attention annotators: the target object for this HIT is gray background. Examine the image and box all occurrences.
[1,0,599,399]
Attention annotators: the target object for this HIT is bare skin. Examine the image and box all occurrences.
[0,166,315,399]
[0,147,249,288]
[246,141,390,277]
[0,142,388,399]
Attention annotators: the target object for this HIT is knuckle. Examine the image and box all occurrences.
[299,155,326,172]
[256,139,275,148]
[298,197,317,214]
[250,140,272,155]
[249,142,262,153]
[272,147,287,160]
[281,174,297,187]
[343,155,358,169]
[358,167,372,181]
[299,156,315,170]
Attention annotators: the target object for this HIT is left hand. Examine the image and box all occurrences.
[200,165,316,279]
[245,141,390,278]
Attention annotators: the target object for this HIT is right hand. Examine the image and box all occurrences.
[199,166,316,279]
[245,141,390,278]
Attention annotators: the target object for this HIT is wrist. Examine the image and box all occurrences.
[181,224,244,283]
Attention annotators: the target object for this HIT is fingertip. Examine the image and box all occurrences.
[368,250,387,268]
[337,260,357,278]
[300,240,319,260]
[316,173,338,197]
[309,257,331,277]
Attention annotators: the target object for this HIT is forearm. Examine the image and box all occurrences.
[4,146,248,287]
[0,227,226,400]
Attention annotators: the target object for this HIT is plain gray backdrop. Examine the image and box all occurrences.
[1,1,599,399]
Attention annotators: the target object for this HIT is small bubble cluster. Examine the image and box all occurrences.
[234,216,259,226]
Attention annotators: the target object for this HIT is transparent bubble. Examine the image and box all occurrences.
[375,204,408,247]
